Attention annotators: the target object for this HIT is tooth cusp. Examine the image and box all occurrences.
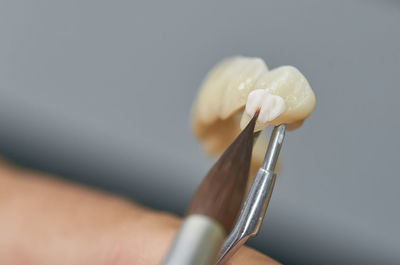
[245,89,286,123]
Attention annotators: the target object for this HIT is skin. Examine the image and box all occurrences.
[0,159,280,265]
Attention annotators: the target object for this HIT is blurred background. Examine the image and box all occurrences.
[1,0,399,264]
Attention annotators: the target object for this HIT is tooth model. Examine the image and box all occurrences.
[240,65,316,132]
[191,56,316,174]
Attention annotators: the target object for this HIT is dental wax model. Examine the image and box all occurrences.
[191,56,316,175]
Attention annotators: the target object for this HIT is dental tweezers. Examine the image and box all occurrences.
[217,124,286,265]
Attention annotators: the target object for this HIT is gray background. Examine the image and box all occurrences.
[1,0,399,264]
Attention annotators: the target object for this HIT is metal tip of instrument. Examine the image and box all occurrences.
[262,124,286,171]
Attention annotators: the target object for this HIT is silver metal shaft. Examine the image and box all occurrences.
[217,124,286,265]
[163,215,225,265]
[262,124,286,171]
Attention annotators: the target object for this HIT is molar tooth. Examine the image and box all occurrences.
[191,56,316,178]
[240,66,315,131]
[193,56,268,126]
[219,57,268,119]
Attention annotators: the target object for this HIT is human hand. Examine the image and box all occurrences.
[0,159,280,265]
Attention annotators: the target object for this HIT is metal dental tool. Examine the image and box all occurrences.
[217,124,286,265]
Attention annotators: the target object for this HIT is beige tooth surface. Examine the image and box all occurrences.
[191,57,316,180]
[219,57,267,119]
[240,66,316,132]
[192,56,269,157]
[194,58,233,125]
[193,56,268,125]
[192,112,242,156]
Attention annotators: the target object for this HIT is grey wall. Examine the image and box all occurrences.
[1,0,399,264]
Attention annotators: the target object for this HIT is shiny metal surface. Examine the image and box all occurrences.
[262,125,286,171]
[217,124,286,265]
[163,215,225,265]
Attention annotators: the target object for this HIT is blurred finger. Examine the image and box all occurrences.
[0,159,280,265]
